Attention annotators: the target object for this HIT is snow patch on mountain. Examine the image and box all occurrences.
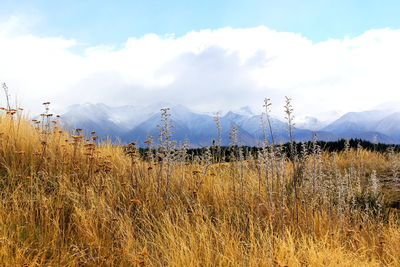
[57,102,400,146]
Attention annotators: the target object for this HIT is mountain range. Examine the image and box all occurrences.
[58,103,400,146]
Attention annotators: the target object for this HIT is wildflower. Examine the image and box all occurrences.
[371,170,379,197]
[131,199,141,204]
[213,112,222,146]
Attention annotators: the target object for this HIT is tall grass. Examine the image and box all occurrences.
[0,103,399,266]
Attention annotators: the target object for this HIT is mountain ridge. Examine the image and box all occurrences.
[58,103,400,146]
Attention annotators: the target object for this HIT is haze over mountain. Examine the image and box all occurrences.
[58,102,400,146]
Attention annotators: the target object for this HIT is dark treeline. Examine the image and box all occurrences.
[137,139,400,162]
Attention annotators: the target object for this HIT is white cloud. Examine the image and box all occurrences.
[1,16,400,118]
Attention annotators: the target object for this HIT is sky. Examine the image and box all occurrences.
[1,0,400,119]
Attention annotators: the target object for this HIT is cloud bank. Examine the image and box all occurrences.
[1,16,400,118]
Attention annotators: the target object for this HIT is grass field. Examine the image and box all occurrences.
[0,107,399,266]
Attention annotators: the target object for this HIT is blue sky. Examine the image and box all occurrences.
[2,0,400,44]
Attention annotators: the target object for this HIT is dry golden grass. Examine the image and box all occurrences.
[0,111,399,266]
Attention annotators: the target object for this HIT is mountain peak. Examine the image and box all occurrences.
[296,116,326,130]
[233,106,254,117]
[58,102,400,146]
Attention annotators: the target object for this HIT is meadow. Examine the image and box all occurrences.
[0,101,399,266]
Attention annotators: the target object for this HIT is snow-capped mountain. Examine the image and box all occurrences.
[232,106,255,117]
[375,112,400,140]
[321,108,400,143]
[322,110,390,135]
[58,102,400,146]
[296,116,328,131]
[61,103,127,138]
